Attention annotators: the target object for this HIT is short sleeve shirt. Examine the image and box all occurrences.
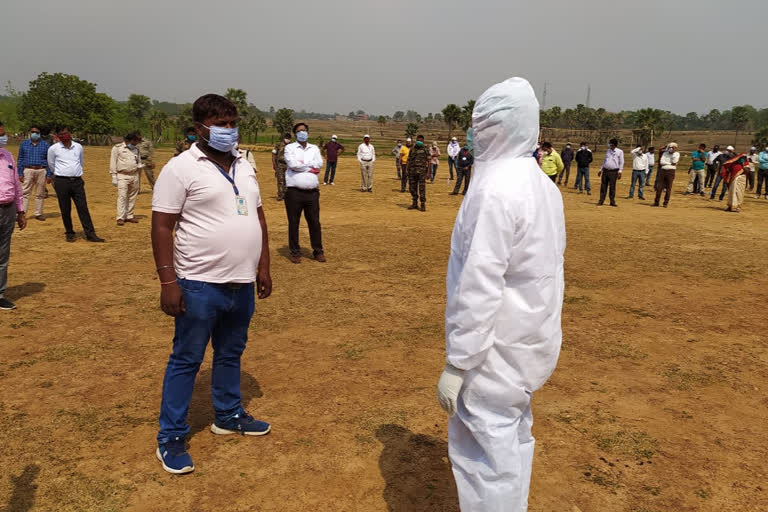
[152,143,263,283]
[399,146,410,164]
[691,150,707,170]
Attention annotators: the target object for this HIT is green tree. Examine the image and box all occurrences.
[631,108,668,146]
[459,100,476,132]
[730,106,750,144]
[405,122,419,138]
[224,88,249,114]
[442,104,462,140]
[127,93,151,124]
[148,109,168,143]
[377,115,388,136]
[241,111,267,143]
[18,72,115,135]
[392,111,405,122]
[273,108,294,136]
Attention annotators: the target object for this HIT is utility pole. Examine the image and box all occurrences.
[542,82,548,109]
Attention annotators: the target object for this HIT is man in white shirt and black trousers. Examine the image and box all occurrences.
[48,127,104,242]
[151,94,273,474]
[284,122,325,264]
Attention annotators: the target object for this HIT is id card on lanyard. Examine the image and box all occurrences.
[211,159,248,216]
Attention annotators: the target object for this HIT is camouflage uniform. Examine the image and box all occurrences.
[272,142,288,200]
[407,144,430,208]
[174,140,193,157]
[137,139,155,189]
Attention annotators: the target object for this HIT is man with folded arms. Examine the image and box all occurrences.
[17,126,50,221]
[152,94,272,474]
[284,122,325,263]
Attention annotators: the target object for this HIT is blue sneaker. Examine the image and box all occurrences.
[211,413,271,436]
[156,437,194,474]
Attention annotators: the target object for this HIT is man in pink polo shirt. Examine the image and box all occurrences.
[0,122,27,311]
[151,94,273,474]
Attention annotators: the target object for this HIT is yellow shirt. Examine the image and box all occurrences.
[400,146,410,164]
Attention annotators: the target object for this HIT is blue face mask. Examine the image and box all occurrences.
[296,130,309,143]
[186,134,197,142]
[202,124,238,152]
[30,133,41,141]
[0,135,7,146]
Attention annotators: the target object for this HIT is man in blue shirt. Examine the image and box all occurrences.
[17,126,51,221]
[684,144,708,197]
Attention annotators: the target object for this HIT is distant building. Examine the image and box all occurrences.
[354,113,369,121]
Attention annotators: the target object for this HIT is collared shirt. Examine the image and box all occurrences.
[602,147,624,171]
[631,148,649,171]
[399,145,411,164]
[646,151,655,168]
[447,141,460,159]
[392,144,402,157]
[0,149,23,211]
[110,142,141,174]
[660,151,680,170]
[152,143,263,283]
[357,143,376,163]
[707,151,721,165]
[759,151,768,170]
[691,150,707,170]
[430,146,440,165]
[322,141,345,163]
[284,142,323,189]
[48,142,84,177]
[238,148,257,171]
[17,138,51,177]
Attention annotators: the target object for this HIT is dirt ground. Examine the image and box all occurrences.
[1,144,767,512]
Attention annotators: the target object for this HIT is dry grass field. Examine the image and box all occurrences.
[1,143,767,512]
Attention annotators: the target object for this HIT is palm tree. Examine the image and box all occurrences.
[442,104,462,140]
[148,109,168,143]
[632,108,667,147]
[377,115,388,137]
[459,100,476,132]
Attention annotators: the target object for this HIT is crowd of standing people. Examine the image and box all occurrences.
[536,138,768,212]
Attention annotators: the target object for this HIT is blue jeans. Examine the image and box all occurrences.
[448,157,456,179]
[710,174,728,200]
[629,170,645,198]
[157,279,255,444]
[645,167,654,186]
[323,161,338,184]
[575,167,591,192]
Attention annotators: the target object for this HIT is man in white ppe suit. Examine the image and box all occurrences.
[436,77,565,512]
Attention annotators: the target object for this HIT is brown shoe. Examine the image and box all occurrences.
[314,252,326,263]
[117,219,125,226]
[290,254,301,264]
[34,215,45,221]
[126,218,139,223]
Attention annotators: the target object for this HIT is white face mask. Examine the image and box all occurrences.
[668,148,675,153]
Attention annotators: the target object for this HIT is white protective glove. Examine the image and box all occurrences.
[111,175,117,187]
[437,363,465,417]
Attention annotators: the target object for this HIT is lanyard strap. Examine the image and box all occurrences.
[210,160,239,195]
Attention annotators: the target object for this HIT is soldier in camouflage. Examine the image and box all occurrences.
[174,127,197,157]
[407,134,429,211]
[136,130,156,190]
[272,133,291,201]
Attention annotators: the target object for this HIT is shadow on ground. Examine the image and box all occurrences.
[187,368,263,438]
[376,424,459,512]
[4,464,40,512]
[4,282,45,301]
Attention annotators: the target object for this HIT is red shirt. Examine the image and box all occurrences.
[322,141,345,163]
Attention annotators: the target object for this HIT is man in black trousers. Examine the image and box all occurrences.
[47,128,104,242]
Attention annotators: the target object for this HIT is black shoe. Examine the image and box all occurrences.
[400,188,406,193]
[699,192,705,197]
[449,192,458,196]
[86,234,105,243]
[0,298,17,311]
[610,203,618,207]
[596,202,604,206]
[408,203,418,210]
[65,233,76,242]
[420,203,426,212]
[586,191,591,196]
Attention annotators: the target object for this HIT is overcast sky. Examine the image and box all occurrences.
[1,0,763,116]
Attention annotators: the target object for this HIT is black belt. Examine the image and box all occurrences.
[0,202,15,209]
[604,168,619,172]
[361,159,373,162]
[286,186,318,192]
[54,175,82,180]
[26,165,45,169]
